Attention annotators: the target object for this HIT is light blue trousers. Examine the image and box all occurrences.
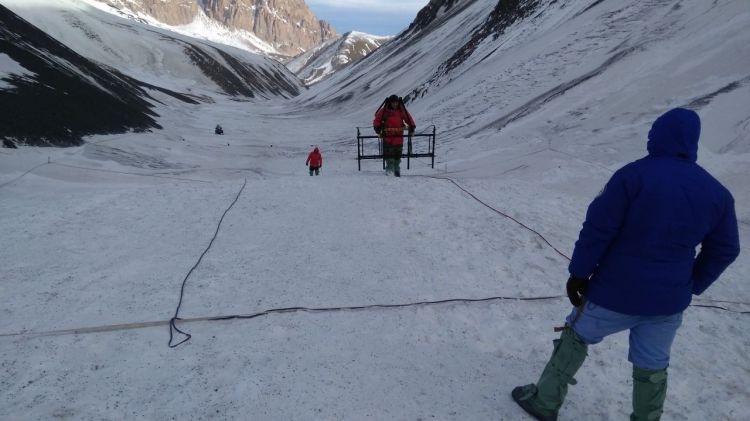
[566,301,683,370]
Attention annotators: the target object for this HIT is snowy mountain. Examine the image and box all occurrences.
[299,0,750,180]
[0,4,164,146]
[0,0,303,146]
[286,31,392,85]
[1,0,749,420]
[83,0,337,57]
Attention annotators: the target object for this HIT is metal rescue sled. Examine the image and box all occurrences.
[356,125,437,171]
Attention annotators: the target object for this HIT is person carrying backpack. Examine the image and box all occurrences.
[373,95,416,177]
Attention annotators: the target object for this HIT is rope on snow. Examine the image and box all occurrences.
[2,175,746,347]
[0,162,50,189]
[1,295,746,340]
[427,176,571,261]
[169,178,248,347]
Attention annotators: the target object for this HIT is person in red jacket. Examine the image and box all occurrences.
[306,147,323,176]
[373,95,416,177]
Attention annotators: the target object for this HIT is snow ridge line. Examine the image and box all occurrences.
[169,178,248,348]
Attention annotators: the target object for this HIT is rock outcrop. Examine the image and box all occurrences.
[94,0,337,55]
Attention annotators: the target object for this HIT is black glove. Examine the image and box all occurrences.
[566,276,588,307]
[408,127,415,136]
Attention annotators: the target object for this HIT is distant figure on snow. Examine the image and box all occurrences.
[511,108,740,421]
[373,95,416,177]
[215,124,224,135]
[306,147,323,176]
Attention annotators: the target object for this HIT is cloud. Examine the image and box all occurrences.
[307,0,430,14]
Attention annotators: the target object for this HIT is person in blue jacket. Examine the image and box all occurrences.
[512,108,740,421]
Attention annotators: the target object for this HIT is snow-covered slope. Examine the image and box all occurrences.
[297,0,750,212]
[1,0,749,420]
[287,31,392,85]
[0,0,303,145]
[0,4,166,146]
[2,0,302,98]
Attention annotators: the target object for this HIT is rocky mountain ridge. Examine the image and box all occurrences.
[287,32,392,85]
[88,0,337,56]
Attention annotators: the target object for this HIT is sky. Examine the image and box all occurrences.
[306,0,431,36]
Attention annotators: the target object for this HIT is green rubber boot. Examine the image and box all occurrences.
[512,327,588,420]
[631,367,668,421]
[384,158,394,175]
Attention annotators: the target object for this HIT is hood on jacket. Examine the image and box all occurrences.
[647,108,701,162]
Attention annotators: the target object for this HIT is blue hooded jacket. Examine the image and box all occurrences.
[569,108,740,315]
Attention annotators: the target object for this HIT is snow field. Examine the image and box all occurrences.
[1,0,750,419]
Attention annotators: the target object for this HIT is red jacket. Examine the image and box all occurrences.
[306,148,322,168]
[373,106,416,146]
